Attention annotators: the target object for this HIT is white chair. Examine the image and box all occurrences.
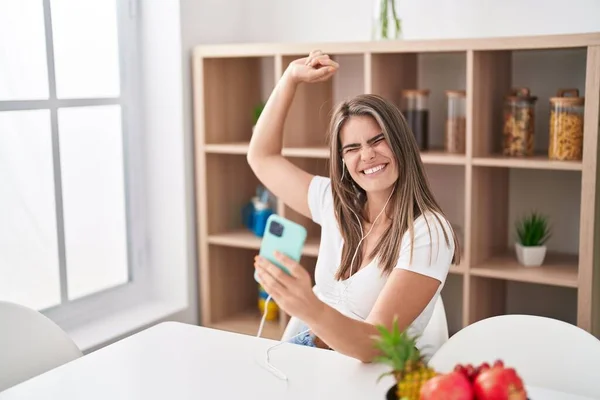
[428,314,600,399]
[416,295,449,361]
[0,301,83,392]
[281,295,450,360]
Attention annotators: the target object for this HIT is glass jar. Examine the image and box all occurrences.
[401,89,430,150]
[503,88,537,157]
[549,88,585,161]
[445,90,466,154]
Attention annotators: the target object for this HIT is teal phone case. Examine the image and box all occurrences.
[255,214,307,282]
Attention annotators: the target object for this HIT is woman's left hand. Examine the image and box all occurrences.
[254,251,324,324]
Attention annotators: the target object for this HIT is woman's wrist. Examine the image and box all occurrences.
[281,67,301,87]
[303,295,328,327]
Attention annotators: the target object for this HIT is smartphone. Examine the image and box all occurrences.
[254,214,307,283]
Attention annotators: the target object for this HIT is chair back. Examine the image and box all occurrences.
[428,314,600,399]
[0,301,82,392]
[417,295,449,361]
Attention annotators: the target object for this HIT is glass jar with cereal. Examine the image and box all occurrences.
[503,88,537,157]
[549,88,585,161]
[445,90,466,154]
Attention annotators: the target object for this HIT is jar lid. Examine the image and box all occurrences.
[505,87,538,103]
[401,89,430,97]
[550,88,584,105]
[446,90,466,97]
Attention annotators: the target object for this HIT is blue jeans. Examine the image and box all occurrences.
[286,322,317,347]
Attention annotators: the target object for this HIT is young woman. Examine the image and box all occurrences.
[248,50,460,363]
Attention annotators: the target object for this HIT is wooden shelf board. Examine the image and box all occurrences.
[208,229,262,250]
[193,33,600,58]
[205,143,466,165]
[473,155,582,171]
[449,264,467,275]
[208,229,320,257]
[209,308,282,340]
[204,142,328,158]
[470,252,579,288]
[204,142,249,155]
[421,151,466,165]
[282,146,329,158]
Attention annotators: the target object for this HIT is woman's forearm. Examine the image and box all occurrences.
[247,71,297,165]
[306,304,383,363]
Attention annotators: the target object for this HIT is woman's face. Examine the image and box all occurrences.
[339,115,398,195]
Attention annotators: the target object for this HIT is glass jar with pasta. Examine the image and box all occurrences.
[503,88,538,157]
[549,88,585,161]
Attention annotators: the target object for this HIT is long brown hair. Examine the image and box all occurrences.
[327,94,461,280]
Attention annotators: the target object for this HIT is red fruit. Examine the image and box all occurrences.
[420,371,474,400]
[473,366,527,400]
[476,362,490,377]
[493,359,504,368]
[454,364,466,375]
[465,364,476,381]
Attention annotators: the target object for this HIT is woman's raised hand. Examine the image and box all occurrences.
[285,50,339,84]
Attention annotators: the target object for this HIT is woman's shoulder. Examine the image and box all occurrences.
[411,211,454,238]
[399,211,456,260]
[395,211,456,282]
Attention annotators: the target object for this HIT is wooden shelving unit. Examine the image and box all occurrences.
[192,33,600,341]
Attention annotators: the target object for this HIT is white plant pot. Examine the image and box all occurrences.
[515,243,547,267]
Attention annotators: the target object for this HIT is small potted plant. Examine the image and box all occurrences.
[514,211,551,267]
[372,318,438,399]
[252,102,265,132]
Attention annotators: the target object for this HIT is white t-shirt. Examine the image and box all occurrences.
[307,175,454,337]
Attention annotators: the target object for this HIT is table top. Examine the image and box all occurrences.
[0,322,594,400]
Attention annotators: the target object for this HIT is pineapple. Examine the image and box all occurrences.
[372,318,438,400]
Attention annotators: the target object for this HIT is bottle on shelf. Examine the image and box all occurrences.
[502,87,538,157]
[401,89,430,151]
[258,284,279,321]
[242,185,274,237]
[549,88,585,161]
[445,90,467,154]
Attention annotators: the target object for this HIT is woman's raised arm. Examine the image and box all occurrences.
[247,51,338,219]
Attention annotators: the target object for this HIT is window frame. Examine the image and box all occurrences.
[0,0,150,331]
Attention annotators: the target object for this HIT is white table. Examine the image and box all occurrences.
[0,322,594,399]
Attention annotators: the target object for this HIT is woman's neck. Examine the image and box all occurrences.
[364,186,394,223]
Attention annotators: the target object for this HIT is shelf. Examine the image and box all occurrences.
[470,252,579,288]
[204,142,466,165]
[204,142,249,155]
[209,308,282,340]
[208,229,320,257]
[449,264,467,275]
[282,147,329,158]
[473,155,582,171]
[421,151,466,165]
[204,142,328,158]
[195,34,600,339]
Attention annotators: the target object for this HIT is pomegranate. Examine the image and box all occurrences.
[419,371,474,400]
[473,365,527,400]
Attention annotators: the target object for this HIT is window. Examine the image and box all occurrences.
[0,0,145,326]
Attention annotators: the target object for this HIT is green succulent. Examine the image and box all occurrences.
[252,102,265,125]
[515,211,551,246]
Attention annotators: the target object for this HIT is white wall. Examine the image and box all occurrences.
[179,0,600,326]
[236,0,600,43]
